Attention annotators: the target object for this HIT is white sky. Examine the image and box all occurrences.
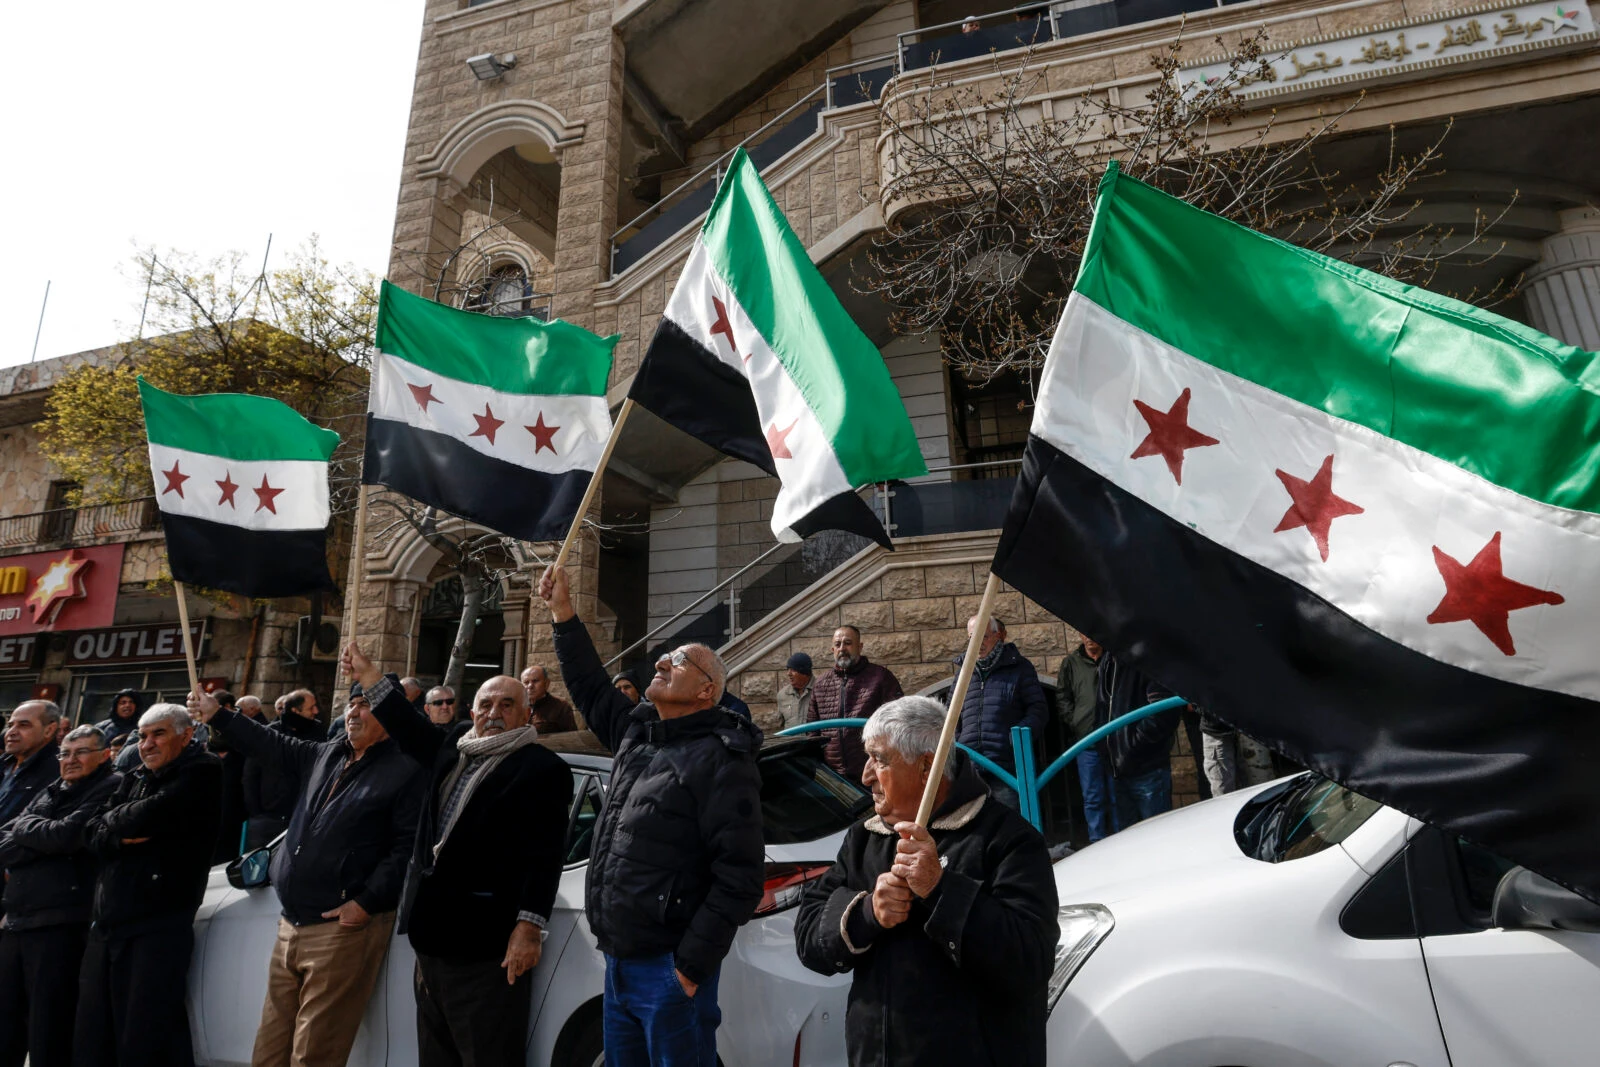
[0,0,427,368]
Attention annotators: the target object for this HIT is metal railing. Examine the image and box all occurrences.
[872,457,1025,539]
[0,498,159,552]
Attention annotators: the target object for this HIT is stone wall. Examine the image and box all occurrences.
[0,423,61,520]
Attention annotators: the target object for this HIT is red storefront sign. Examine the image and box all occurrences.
[0,545,123,637]
[64,621,209,667]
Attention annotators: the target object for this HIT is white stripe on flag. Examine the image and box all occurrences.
[148,444,329,530]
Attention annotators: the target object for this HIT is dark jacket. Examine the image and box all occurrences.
[243,712,326,819]
[85,743,223,934]
[1055,646,1100,743]
[1095,654,1178,779]
[367,675,573,963]
[213,707,426,925]
[0,763,122,930]
[809,658,902,782]
[554,616,764,985]
[0,742,60,829]
[954,643,1049,772]
[795,756,1060,1067]
[530,694,577,735]
[94,695,141,747]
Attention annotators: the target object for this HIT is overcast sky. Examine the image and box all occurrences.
[0,0,427,368]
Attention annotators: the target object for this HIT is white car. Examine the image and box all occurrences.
[1044,772,1600,1066]
[188,738,863,1067]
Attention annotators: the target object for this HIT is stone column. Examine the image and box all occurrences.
[1524,207,1600,350]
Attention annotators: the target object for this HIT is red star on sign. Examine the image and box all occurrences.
[1130,387,1219,485]
[253,475,285,514]
[525,413,560,454]
[161,460,190,498]
[1272,454,1364,562]
[766,419,798,460]
[1427,531,1563,656]
[408,382,441,413]
[470,403,504,445]
[216,471,240,509]
[709,296,737,354]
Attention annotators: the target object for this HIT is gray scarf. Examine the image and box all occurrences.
[433,724,542,860]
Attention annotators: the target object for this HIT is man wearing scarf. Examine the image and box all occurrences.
[953,616,1048,811]
[343,646,574,1067]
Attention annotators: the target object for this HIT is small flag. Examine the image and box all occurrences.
[365,281,618,542]
[139,379,340,598]
[993,164,1600,900]
[630,149,927,548]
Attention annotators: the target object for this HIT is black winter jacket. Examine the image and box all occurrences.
[795,756,1059,1067]
[85,743,222,934]
[243,713,326,819]
[954,643,1049,772]
[0,743,60,829]
[213,707,426,925]
[0,763,122,930]
[366,675,573,963]
[554,617,765,985]
[1096,653,1179,779]
[94,713,140,747]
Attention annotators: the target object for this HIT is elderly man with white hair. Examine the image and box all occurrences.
[795,695,1059,1067]
[75,703,222,1067]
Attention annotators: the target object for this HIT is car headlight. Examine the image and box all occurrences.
[1047,903,1114,1010]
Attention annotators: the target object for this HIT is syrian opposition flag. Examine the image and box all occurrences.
[993,164,1600,900]
[139,379,339,597]
[366,281,618,542]
[630,148,926,548]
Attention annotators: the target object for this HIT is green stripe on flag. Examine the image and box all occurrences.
[138,378,339,462]
[376,281,616,397]
[700,150,927,486]
[1075,164,1600,513]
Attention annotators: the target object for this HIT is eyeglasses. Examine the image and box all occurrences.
[58,748,103,761]
[662,648,713,687]
[428,698,456,706]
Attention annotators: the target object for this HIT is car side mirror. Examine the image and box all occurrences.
[1492,867,1600,933]
[226,846,272,891]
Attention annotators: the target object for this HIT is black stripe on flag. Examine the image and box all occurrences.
[363,417,590,543]
[161,512,335,598]
[993,433,1600,902]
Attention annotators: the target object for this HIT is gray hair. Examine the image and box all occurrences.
[62,724,106,747]
[683,644,728,696]
[966,615,1003,634]
[862,695,958,781]
[13,700,62,725]
[139,703,193,733]
[426,685,454,701]
[237,695,262,714]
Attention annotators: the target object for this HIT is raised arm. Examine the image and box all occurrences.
[539,565,637,752]
[343,644,448,767]
[190,696,323,778]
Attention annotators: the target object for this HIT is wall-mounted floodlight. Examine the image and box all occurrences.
[466,53,517,81]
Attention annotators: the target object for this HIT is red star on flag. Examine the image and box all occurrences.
[1130,387,1219,485]
[766,419,798,460]
[161,461,190,498]
[1272,454,1364,562]
[1427,531,1564,656]
[470,404,504,445]
[709,296,737,354]
[253,475,285,514]
[408,382,441,413]
[525,413,560,454]
[216,471,240,509]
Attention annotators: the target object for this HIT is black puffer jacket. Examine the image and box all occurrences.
[212,707,426,925]
[554,617,765,985]
[0,763,122,930]
[85,743,222,934]
[795,755,1060,1067]
[954,642,1049,772]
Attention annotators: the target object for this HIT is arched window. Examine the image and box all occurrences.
[467,263,534,317]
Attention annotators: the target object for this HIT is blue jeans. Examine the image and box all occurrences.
[1112,765,1172,828]
[1076,748,1117,842]
[603,953,721,1067]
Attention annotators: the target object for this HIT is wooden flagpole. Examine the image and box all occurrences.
[915,570,1001,827]
[340,483,371,690]
[554,398,635,571]
[173,580,203,697]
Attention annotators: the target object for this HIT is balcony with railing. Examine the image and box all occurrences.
[0,498,161,554]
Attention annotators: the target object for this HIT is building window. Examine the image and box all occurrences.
[42,481,79,543]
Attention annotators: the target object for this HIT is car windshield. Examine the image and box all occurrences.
[758,742,872,845]
[1236,773,1383,863]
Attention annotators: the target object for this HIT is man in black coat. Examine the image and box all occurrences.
[953,616,1049,810]
[190,681,426,1067]
[242,689,327,850]
[0,724,121,1067]
[1096,653,1180,828]
[539,563,764,1067]
[796,695,1060,1067]
[0,701,61,830]
[343,644,573,1067]
[72,704,222,1067]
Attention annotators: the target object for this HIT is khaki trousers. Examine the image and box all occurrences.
[252,912,396,1067]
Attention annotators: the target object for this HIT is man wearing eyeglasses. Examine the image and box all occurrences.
[0,724,120,1067]
[538,563,764,1067]
[423,686,459,728]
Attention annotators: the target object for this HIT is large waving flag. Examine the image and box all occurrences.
[993,164,1600,900]
[139,379,340,597]
[366,281,618,542]
[630,149,926,548]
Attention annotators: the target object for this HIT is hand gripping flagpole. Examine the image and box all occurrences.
[173,581,203,697]
[916,570,1001,827]
[339,483,372,692]
[554,398,635,571]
